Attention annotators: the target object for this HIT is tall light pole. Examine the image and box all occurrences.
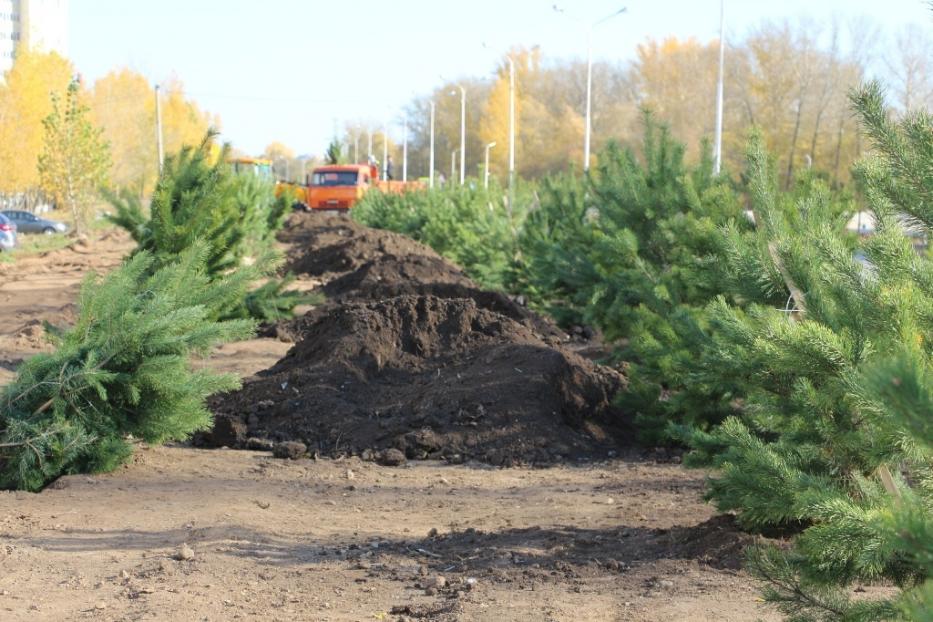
[154,84,164,174]
[482,44,517,197]
[275,157,289,182]
[402,115,408,182]
[507,56,516,206]
[451,150,457,184]
[353,131,360,164]
[382,115,389,180]
[367,128,373,160]
[484,141,497,188]
[556,6,626,171]
[714,0,725,175]
[429,101,436,188]
[451,85,466,185]
[585,8,626,171]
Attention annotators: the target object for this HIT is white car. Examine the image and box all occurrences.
[0,213,17,252]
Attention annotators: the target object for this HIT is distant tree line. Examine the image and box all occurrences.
[340,18,933,188]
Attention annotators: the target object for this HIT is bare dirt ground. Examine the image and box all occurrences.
[0,230,133,386]
[0,226,779,622]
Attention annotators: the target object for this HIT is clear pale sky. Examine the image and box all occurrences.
[70,0,932,156]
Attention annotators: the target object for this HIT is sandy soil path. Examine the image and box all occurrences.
[0,229,777,621]
[0,447,774,622]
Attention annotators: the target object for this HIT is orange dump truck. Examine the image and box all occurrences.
[229,157,422,211]
[296,164,424,211]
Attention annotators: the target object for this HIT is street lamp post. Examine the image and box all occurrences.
[556,5,626,171]
[429,101,436,188]
[402,115,408,182]
[451,86,466,185]
[275,157,289,183]
[154,84,164,174]
[508,58,515,177]
[451,150,457,184]
[714,0,725,175]
[482,44,516,198]
[382,116,389,180]
[507,56,516,208]
[484,141,497,188]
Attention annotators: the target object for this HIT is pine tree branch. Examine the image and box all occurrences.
[767,242,807,317]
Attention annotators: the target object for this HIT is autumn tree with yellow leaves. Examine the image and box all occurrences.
[0,50,215,202]
[0,49,73,197]
[90,69,157,195]
[90,71,215,196]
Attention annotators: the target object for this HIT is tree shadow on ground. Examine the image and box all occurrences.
[23,514,751,575]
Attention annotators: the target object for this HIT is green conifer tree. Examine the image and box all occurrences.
[515,114,781,438]
[107,132,305,321]
[324,138,344,165]
[679,82,933,619]
[0,244,256,491]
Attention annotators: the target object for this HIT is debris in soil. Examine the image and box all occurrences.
[246,437,273,451]
[659,514,755,570]
[200,415,247,448]
[389,601,460,620]
[364,515,754,590]
[272,441,307,460]
[209,295,627,465]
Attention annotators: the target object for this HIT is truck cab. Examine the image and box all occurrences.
[306,164,373,211]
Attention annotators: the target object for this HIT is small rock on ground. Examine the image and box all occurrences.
[273,441,307,460]
[174,544,195,561]
[377,448,406,466]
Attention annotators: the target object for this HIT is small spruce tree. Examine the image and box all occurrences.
[325,138,344,165]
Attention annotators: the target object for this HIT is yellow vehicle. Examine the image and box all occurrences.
[228,156,308,206]
[229,157,274,179]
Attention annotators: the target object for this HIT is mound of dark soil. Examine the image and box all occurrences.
[283,211,448,279]
[272,211,573,345]
[321,257,568,343]
[208,295,627,465]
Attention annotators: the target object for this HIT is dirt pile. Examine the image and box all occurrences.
[208,295,626,464]
[282,211,451,280]
[273,211,571,344]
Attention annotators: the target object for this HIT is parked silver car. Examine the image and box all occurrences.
[0,213,17,252]
[0,210,68,235]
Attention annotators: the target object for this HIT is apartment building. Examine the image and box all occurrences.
[0,0,68,76]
